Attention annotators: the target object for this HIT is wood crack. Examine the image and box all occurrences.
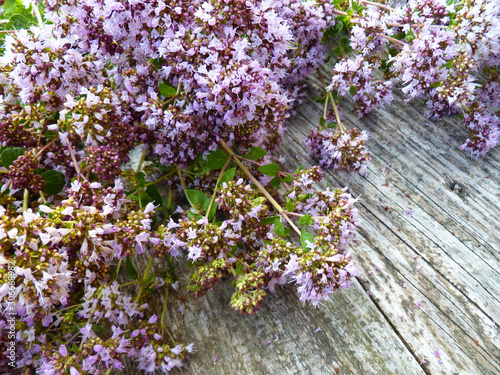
[356,214,499,365]
[356,277,432,375]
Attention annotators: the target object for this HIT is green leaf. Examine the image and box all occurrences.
[286,199,294,212]
[429,81,441,88]
[186,211,203,221]
[92,324,105,333]
[43,130,58,140]
[146,184,164,207]
[71,343,79,353]
[269,176,281,189]
[1,147,24,168]
[352,1,365,12]
[333,46,342,56]
[443,60,453,69]
[150,58,163,70]
[185,189,208,210]
[284,227,290,237]
[340,36,351,50]
[274,218,284,236]
[299,214,312,226]
[261,216,279,225]
[159,83,177,98]
[243,146,267,161]
[334,21,344,35]
[1,0,36,21]
[235,262,244,276]
[349,85,357,96]
[282,175,293,183]
[404,29,415,42]
[300,229,315,252]
[125,256,138,280]
[146,185,163,206]
[392,32,405,41]
[8,13,30,29]
[312,92,327,103]
[339,36,349,49]
[258,163,281,177]
[217,167,236,189]
[206,149,229,169]
[136,172,146,188]
[41,170,65,195]
[129,191,150,204]
[319,117,326,126]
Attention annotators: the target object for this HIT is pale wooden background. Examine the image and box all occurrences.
[131,72,499,375]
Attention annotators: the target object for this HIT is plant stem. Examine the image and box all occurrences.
[178,168,195,176]
[361,0,392,11]
[163,189,174,225]
[65,139,94,189]
[144,170,177,187]
[284,211,303,217]
[119,280,142,288]
[35,137,57,159]
[218,140,301,236]
[114,259,122,280]
[57,304,82,314]
[136,148,147,209]
[64,331,81,346]
[23,189,29,212]
[177,169,188,194]
[205,157,232,219]
[160,283,176,344]
[160,280,176,345]
[234,156,261,166]
[160,284,169,328]
[137,148,147,173]
[380,34,407,47]
[31,1,44,25]
[332,9,348,16]
[46,325,76,332]
[321,89,330,131]
[228,253,252,269]
[316,69,346,133]
[135,258,153,303]
[330,97,347,133]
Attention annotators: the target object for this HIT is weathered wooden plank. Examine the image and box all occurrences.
[279,74,500,374]
[127,71,499,375]
[131,257,424,375]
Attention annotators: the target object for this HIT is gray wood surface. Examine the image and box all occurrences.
[133,73,500,375]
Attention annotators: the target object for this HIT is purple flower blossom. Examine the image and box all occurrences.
[306,128,371,173]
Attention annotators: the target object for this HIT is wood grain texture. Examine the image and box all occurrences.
[281,73,500,374]
[129,73,499,375]
[131,258,423,375]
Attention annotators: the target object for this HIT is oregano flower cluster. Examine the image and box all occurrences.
[165,160,361,313]
[315,0,500,165]
[0,0,498,373]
